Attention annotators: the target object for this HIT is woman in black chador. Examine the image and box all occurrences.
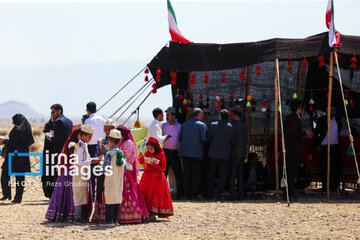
[0,114,34,203]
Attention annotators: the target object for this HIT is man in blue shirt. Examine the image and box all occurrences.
[179,108,208,200]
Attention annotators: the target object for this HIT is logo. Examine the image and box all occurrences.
[8,150,43,176]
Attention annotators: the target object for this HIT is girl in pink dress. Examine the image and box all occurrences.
[117,125,149,223]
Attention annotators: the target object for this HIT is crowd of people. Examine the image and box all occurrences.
[0,99,345,225]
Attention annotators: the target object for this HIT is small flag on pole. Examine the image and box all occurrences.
[167,0,191,44]
[325,0,340,48]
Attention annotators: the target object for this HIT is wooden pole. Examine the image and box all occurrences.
[327,51,334,200]
[246,66,250,156]
[298,61,302,100]
[274,60,279,199]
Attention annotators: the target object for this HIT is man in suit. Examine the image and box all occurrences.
[284,100,312,201]
[229,108,247,200]
[179,108,208,201]
[43,104,73,198]
[207,109,235,200]
[314,106,342,191]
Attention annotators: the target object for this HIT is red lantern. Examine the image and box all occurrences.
[288,58,293,72]
[246,108,251,114]
[262,99,266,106]
[345,93,349,99]
[240,67,246,80]
[199,94,203,100]
[230,96,234,102]
[204,72,209,84]
[215,102,220,108]
[256,62,261,76]
[318,53,325,67]
[178,94,183,100]
[309,105,313,112]
[302,56,308,70]
[221,70,226,83]
[351,53,357,69]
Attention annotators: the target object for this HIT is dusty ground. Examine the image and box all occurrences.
[0,125,360,239]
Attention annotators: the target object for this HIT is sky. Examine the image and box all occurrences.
[1,0,360,124]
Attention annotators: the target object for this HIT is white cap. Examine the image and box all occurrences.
[104,118,116,128]
[109,129,121,139]
[81,124,94,134]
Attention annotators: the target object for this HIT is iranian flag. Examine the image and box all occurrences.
[326,0,340,48]
[167,0,191,44]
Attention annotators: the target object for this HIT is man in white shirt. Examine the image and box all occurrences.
[147,108,169,144]
[84,101,105,200]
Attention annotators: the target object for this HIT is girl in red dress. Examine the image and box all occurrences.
[139,137,174,221]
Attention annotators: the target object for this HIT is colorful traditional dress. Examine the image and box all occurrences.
[45,125,92,222]
[139,137,174,218]
[117,126,149,223]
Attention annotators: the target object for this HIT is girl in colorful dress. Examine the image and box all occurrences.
[138,137,174,221]
[117,125,149,223]
[45,124,92,223]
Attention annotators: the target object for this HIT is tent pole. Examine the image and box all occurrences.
[246,66,250,157]
[327,51,334,200]
[298,61,302,100]
[274,61,279,200]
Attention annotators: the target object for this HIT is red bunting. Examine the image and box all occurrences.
[190,72,196,85]
[351,53,357,69]
[302,56,308,70]
[288,58,293,72]
[240,67,246,80]
[156,67,162,82]
[221,70,226,83]
[204,72,209,84]
[144,68,149,74]
[318,54,325,67]
[256,62,261,76]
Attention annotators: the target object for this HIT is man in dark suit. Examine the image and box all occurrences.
[43,104,73,198]
[314,106,342,191]
[229,108,247,200]
[284,100,312,201]
[207,109,235,200]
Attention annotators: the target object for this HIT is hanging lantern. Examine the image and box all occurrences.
[309,99,315,105]
[261,107,267,112]
[302,56,308,70]
[246,101,251,108]
[247,95,251,101]
[204,72,209,84]
[256,62,261,76]
[251,112,256,118]
[215,102,220,108]
[287,58,293,72]
[199,94,204,100]
[184,92,188,99]
[309,105,313,112]
[293,92,298,99]
[246,108,251,114]
[230,96,234,102]
[190,72,196,85]
[351,53,357,69]
[345,99,349,105]
[262,99,266,106]
[216,95,220,101]
[221,70,226,83]
[318,53,325,67]
[229,96,234,107]
[156,67,162,82]
[240,67,246,80]
[183,99,187,105]
[178,93,183,100]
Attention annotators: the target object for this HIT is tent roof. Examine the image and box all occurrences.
[148,32,360,73]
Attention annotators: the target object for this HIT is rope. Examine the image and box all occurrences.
[115,78,154,121]
[109,79,153,118]
[97,66,146,112]
[122,91,152,125]
[334,51,360,183]
[276,59,290,205]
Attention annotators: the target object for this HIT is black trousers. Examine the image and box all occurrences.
[96,174,105,202]
[105,204,120,223]
[41,154,58,198]
[207,158,230,198]
[320,144,341,191]
[286,152,299,196]
[88,144,98,200]
[1,168,25,201]
[229,156,245,199]
[182,157,202,199]
[164,149,183,198]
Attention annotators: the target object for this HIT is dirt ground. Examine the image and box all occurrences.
[0,125,360,239]
[0,183,359,240]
